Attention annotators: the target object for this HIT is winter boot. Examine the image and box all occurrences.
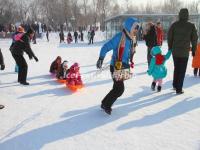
[101,104,112,115]
[104,108,112,115]
[0,105,4,109]
[20,81,30,85]
[157,86,162,92]
[151,82,156,91]
[176,90,184,95]
[194,68,198,77]
[198,69,200,77]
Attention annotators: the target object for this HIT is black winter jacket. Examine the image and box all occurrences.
[167,9,198,57]
[143,25,157,48]
[11,33,36,58]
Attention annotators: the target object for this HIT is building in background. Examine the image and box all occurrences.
[105,14,200,40]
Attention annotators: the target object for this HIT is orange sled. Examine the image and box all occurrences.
[57,79,67,84]
[66,83,84,92]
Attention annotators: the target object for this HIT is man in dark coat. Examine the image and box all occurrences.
[32,23,37,44]
[0,48,5,109]
[80,31,84,41]
[143,22,157,66]
[59,31,64,43]
[11,28,39,85]
[168,8,198,94]
[89,29,95,44]
[74,31,78,43]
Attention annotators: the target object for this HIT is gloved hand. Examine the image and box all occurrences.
[147,70,151,75]
[96,57,103,69]
[192,51,195,57]
[1,64,5,70]
[130,62,134,68]
[34,56,39,62]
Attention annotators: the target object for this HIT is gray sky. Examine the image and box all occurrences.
[117,0,197,6]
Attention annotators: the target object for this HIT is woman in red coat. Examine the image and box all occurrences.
[156,22,164,46]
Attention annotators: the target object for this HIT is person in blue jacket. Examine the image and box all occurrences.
[147,46,172,92]
[96,17,139,115]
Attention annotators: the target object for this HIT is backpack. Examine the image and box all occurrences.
[155,54,165,65]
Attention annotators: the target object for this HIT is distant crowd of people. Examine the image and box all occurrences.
[59,28,95,44]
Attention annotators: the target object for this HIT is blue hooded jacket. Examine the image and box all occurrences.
[99,17,139,67]
[147,46,172,79]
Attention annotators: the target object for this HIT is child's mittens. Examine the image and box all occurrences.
[130,62,134,68]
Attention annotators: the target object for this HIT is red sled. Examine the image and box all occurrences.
[66,83,84,92]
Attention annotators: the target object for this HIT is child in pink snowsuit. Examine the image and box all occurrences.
[66,63,83,86]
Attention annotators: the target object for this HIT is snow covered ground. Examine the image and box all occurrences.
[0,32,200,150]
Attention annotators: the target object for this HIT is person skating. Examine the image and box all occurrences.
[147,46,172,92]
[10,28,39,85]
[143,22,157,67]
[192,42,200,76]
[168,8,198,94]
[96,17,139,115]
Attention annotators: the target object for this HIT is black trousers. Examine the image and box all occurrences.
[147,47,152,67]
[12,54,28,83]
[75,38,78,43]
[172,56,188,92]
[194,68,200,76]
[46,33,49,41]
[89,37,94,44]
[101,66,125,109]
[33,33,36,44]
